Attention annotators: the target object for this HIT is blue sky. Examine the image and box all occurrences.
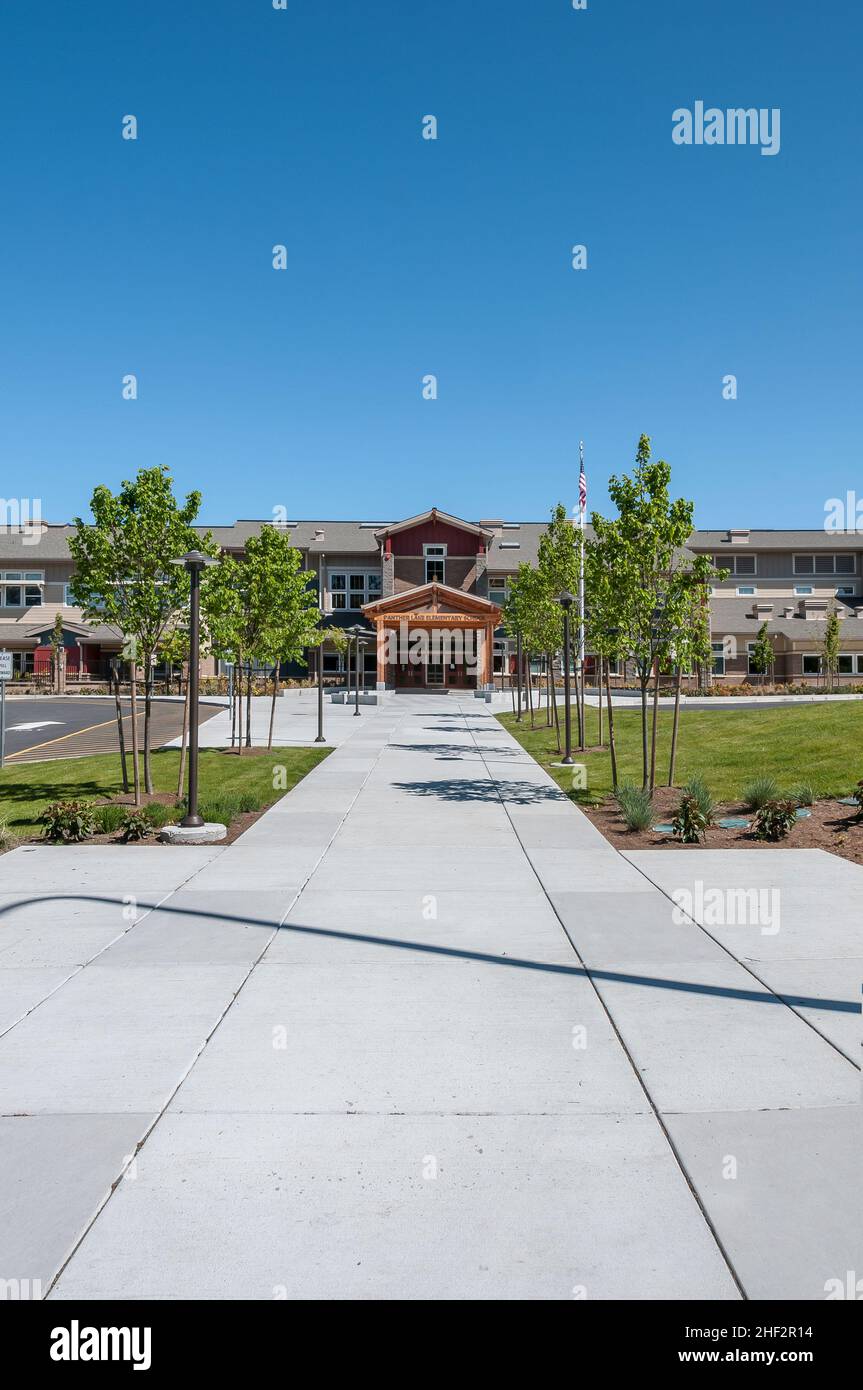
[1,1,858,529]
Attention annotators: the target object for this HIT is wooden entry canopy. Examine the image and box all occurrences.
[362,581,502,687]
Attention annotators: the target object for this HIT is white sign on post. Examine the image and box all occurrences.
[0,651,13,681]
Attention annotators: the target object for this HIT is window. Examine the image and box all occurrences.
[1,570,43,607]
[328,571,381,611]
[716,554,756,576]
[857,655,863,676]
[423,544,446,584]
[836,586,855,598]
[746,642,758,676]
[794,553,854,575]
[837,654,854,675]
[802,654,821,675]
[737,585,756,597]
[711,641,726,676]
[488,577,510,604]
[794,585,813,596]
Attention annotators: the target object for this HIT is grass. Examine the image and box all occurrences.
[0,747,331,835]
[498,701,862,804]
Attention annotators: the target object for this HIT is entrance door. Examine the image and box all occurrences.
[426,662,445,685]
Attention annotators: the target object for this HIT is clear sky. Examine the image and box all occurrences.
[1,1,859,529]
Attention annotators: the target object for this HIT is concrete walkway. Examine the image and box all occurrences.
[0,694,859,1300]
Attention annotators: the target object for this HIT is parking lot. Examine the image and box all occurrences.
[1,696,221,763]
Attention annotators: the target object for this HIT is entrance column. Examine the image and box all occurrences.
[376,619,387,691]
[482,622,493,687]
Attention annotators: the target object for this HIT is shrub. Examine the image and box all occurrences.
[682,774,714,823]
[40,800,97,843]
[788,781,816,807]
[752,799,798,842]
[142,802,177,829]
[0,814,17,851]
[741,775,779,811]
[672,793,709,844]
[193,790,261,825]
[852,780,863,819]
[119,809,152,842]
[92,803,127,835]
[614,781,654,832]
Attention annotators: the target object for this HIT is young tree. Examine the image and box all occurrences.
[587,436,725,791]
[667,560,714,785]
[504,564,562,737]
[821,611,841,692]
[203,527,324,754]
[537,502,581,741]
[69,467,214,799]
[156,626,193,797]
[750,621,775,690]
[49,612,64,694]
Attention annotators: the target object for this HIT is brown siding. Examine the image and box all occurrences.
[390,520,480,557]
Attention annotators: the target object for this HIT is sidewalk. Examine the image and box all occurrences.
[0,694,858,1300]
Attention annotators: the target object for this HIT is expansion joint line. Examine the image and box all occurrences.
[459,703,749,1302]
[43,710,407,1298]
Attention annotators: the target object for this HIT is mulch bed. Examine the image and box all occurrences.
[81,809,262,848]
[581,787,863,866]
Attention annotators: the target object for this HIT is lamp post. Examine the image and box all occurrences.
[346,624,366,716]
[316,642,326,743]
[515,629,523,723]
[355,637,369,713]
[171,550,217,827]
[559,591,575,764]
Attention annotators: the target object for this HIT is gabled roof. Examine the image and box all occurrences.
[373,508,495,543]
[362,580,501,617]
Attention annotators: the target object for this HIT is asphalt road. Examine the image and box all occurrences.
[0,696,220,763]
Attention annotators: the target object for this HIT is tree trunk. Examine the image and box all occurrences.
[143,655,154,794]
[244,662,252,750]
[649,663,660,794]
[546,654,552,726]
[267,662,279,751]
[177,661,191,798]
[639,671,650,790]
[596,655,603,747]
[605,660,618,789]
[526,656,535,728]
[668,663,683,787]
[552,662,561,753]
[129,660,142,805]
[113,670,129,793]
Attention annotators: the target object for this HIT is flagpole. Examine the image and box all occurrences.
[577,439,586,746]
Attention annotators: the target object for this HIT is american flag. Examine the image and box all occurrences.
[578,442,587,515]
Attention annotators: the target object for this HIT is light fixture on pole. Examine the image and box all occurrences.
[169,550,218,833]
[559,591,575,764]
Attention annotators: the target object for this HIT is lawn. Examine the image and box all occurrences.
[498,701,862,803]
[0,746,330,835]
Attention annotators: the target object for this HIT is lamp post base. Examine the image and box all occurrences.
[159,821,228,844]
